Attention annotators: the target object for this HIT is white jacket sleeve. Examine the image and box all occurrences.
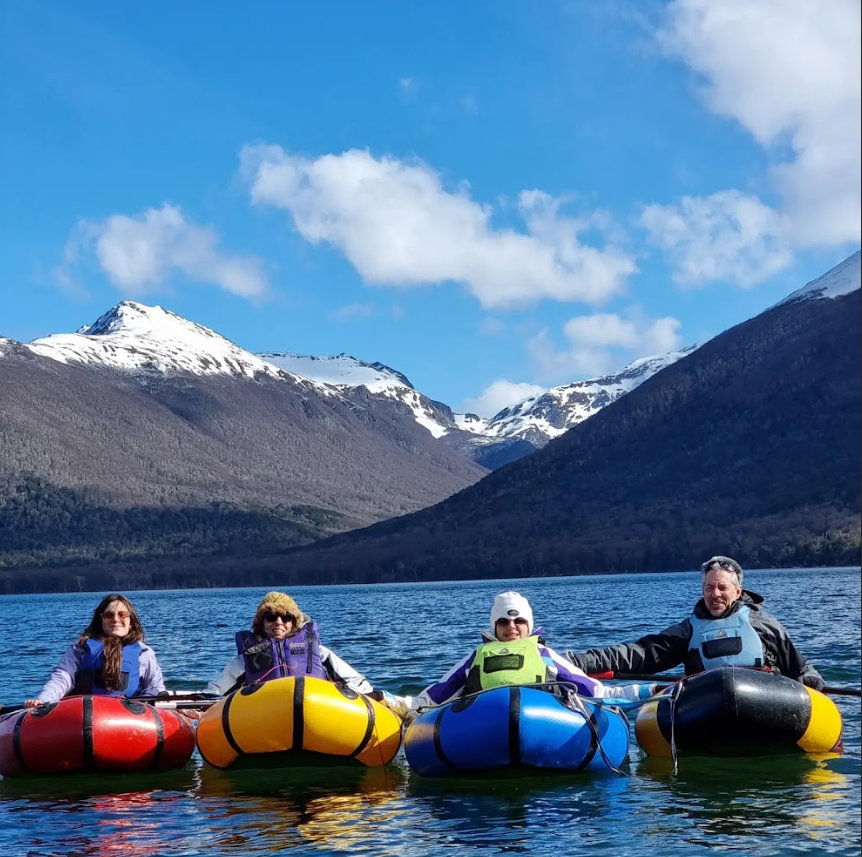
[206,655,246,695]
[320,645,374,695]
[549,647,655,702]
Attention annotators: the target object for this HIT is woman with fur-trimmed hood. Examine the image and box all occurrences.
[206,591,374,695]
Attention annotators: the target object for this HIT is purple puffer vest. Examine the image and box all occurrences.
[235,621,327,684]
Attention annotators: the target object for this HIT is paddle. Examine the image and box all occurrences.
[0,692,223,716]
[588,671,862,698]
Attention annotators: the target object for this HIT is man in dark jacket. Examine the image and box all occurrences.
[567,556,825,690]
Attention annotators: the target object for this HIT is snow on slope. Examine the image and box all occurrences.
[260,347,696,447]
[775,250,861,307]
[260,352,453,438]
[260,352,412,393]
[27,301,296,382]
[485,347,698,445]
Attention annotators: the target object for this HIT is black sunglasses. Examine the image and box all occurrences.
[704,561,737,573]
[262,611,295,623]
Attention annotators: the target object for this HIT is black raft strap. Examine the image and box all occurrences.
[508,686,522,766]
[349,692,376,758]
[292,676,306,752]
[432,706,457,772]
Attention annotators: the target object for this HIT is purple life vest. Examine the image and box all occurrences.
[235,621,327,684]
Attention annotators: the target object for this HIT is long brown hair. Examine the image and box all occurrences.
[77,594,145,692]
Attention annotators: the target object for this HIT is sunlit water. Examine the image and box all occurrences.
[1,568,859,856]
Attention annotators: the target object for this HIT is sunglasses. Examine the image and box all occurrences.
[102,610,130,620]
[495,617,528,627]
[704,561,738,574]
[263,611,295,624]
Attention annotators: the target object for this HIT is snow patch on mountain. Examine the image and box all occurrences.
[260,351,453,438]
[260,352,412,393]
[775,250,861,307]
[453,412,491,435]
[485,347,698,445]
[27,301,299,383]
[259,346,696,447]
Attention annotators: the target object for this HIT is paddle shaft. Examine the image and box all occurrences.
[0,693,222,716]
[588,671,862,697]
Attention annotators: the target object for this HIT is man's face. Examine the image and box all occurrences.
[702,568,743,617]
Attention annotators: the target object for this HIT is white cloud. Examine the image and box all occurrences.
[639,191,794,286]
[58,204,269,299]
[647,0,860,284]
[528,311,683,382]
[330,302,374,319]
[241,144,636,310]
[462,379,546,419]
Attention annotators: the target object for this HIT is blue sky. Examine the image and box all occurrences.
[1,0,859,416]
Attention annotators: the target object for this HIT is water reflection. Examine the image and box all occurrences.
[406,770,630,852]
[0,767,201,857]
[0,766,197,805]
[195,763,410,854]
[635,753,855,850]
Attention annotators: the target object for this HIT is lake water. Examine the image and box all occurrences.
[1,568,859,856]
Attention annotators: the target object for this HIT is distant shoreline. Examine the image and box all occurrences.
[2,560,859,596]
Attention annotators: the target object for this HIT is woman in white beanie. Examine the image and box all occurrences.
[384,591,655,717]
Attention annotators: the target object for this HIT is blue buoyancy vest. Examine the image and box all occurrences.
[688,605,765,670]
[235,621,327,684]
[73,639,143,697]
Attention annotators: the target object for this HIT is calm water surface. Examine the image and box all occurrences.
[1,568,859,856]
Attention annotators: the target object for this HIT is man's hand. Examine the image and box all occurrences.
[802,674,825,692]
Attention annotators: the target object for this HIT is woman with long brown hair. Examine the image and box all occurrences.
[23,593,166,707]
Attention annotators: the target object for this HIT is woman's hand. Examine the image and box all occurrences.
[22,699,43,708]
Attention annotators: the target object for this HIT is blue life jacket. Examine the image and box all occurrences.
[235,621,327,684]
[73,639,143,697]
[688,605,765,670]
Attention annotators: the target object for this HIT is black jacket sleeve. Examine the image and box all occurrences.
[567,618,693,675]
[751,609,823,685]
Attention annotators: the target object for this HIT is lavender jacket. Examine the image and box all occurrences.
[35,642,166,704]
[406,628,655,711]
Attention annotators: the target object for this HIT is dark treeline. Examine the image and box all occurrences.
[0,473,341,572]
[0,508,858,594]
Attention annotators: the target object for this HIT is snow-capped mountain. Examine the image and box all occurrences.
[775,250,861,307]
[258,348,697,451]
[482,347,698,447]
[260,352,456,438]
[27,301,294,383]
[14,300,700,460]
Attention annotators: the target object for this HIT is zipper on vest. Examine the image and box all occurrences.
[274,638,288,678]
[306,626,314,674]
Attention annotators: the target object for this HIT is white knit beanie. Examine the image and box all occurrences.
[490,591,534,634]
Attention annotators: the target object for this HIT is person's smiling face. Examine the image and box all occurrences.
[702,568,743,617]
[263,611,296,639]
[101,600,131,637]
[495,616,529,641]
